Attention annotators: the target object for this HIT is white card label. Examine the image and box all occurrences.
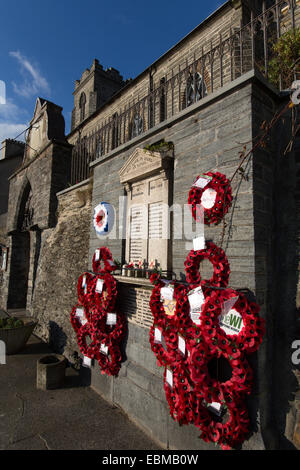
[201,188,217,209]
[193,175,212,189]
[188,287,205,310]
[178,335,186,355]
[154,327,162,344]
[100,343,108,355]
[188,287,205,326]
[95,249,100,261]
[166,368,173,389]
[106,313,117,325]
[95,279,104,293]
[160,286,174,301]
[193,236,206,251]
[207,401,222,416]
[83,356,92,368]
[75,307,84,318]
[82,275,86,288]
[219,308,244,336]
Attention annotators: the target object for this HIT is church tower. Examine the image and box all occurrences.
[71,59,126,131]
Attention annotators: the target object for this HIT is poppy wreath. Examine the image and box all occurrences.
[188,171,232,225]
[149,323,188,368]
[200,288,265,356]
[92,246,117,274]
[91,273,118,315]
[93,202,109,236]
[94,337,123,376]
[71,246,127,377]
[197,400,250,450]
[94,308,127,344]
[77,272,95,307]
[163,364,195,425]
[76,321,99,359]
[70,303,88,334]
[149,280,191,331]
[179,285,213,342]
[188,341,253,404]
[184,241,230,289]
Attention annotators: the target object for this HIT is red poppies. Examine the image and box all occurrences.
[188,171,232,225]
[148,171,265,449]
[70,247,126,376]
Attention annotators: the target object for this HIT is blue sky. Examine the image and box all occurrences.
[0,0,225,142]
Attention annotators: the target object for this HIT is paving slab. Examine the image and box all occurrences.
[0,333,161,450]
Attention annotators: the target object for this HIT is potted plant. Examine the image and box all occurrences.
[126,261,135,277]
[0,316,37,355]
[135,260,144,278]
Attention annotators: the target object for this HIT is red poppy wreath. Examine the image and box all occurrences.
[199,288,265,356]
[197,400,250,450]
[77,272,95,307]
[149,280,191,331]
[94,337,123,376]
[184,241,230,289]
[92,246,117,274]
[188,171,232,225]
[188,341,253,404]
[163,364,195,425]
[90,273,118,315]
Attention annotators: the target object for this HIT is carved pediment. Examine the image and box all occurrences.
[119,148,165,184]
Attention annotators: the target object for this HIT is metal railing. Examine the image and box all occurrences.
[70,0,300,186]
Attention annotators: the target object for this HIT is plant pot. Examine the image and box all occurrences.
[135,269,143,278]
[127,269,135,277]
[37,354,67,390]
[0,317,37,355]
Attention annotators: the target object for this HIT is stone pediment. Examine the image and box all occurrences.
[119,148,165,184]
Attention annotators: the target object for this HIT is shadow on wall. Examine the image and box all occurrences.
[252,104,299,450]
[49,321,67,354]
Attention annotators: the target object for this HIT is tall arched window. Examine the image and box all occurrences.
[186,72,206,107]
[130,113,143,139]
[79,92,86,122]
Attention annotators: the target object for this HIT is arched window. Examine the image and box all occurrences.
[186,72,206,107]
[130,113,143,139]
[79,92,86,122]
[112,113,119,150]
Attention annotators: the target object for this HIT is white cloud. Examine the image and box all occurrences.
[0,98,29,143]
[9,51,50,99]
[0,123,27,144]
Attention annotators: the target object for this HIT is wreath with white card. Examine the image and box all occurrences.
[92,246,117,274]
[200,288,265,355]
[184,241,230,289]
[70,246,126,376]
[188,171,232,225]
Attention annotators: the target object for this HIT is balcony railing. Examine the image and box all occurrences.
[70,0,300,186]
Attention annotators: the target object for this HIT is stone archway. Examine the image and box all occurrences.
[7,182,33,310]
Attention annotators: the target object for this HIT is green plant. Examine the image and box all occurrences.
[269,28,300,89]
[144,140,174,153]
[0,317,24,329]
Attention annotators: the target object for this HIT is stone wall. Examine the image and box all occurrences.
[88,75,269,449]
[31,180,92,359]
[31,182,91,359]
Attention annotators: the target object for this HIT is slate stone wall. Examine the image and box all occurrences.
[88,76,270,449]
[31,180,93,358]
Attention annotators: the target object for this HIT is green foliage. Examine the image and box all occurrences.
[269,28,300,89]
[0,317,24,329]
[144,140,174,153]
